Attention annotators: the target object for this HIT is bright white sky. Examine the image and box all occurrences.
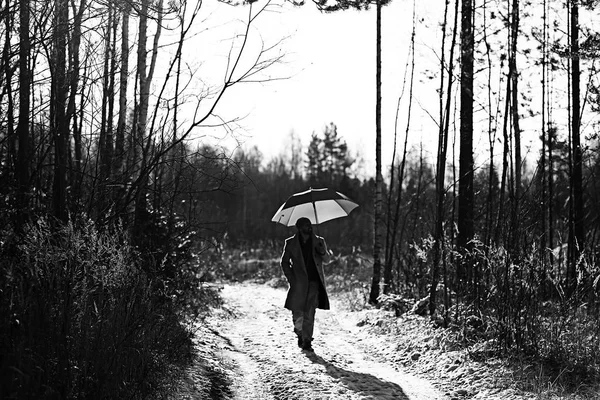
[153,0,598,180]
[189,0,442,177]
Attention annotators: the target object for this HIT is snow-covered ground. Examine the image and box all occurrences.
[172,282,560,399]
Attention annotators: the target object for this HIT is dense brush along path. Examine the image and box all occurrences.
[177,282,445,400]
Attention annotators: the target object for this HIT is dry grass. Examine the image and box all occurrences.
[0,219,219,399]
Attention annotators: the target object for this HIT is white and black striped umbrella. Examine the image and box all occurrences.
[271,187,359,227]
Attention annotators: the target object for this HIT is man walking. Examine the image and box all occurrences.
[280,217,331,352]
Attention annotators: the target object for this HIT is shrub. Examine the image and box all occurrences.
[0,218,196,399]
[449,241,600,388]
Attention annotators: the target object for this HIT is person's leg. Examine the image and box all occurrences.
[301,281,319,350]
[292,310,303,347]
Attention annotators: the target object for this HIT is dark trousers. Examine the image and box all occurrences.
[292,280,319,344]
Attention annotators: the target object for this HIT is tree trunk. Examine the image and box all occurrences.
[383,0,416,295]
[52,0,70,223]
[509,0,522,257]
[133,0,150,240]
[134,0,164,247]
[115,1,130,178]
[52,1,72,393]
[67,0,86,208]
[73,63,85,205]
[430,0,458,316]
[496,69,511,245]
[16,0,30,221]
[548,127,554,253]
[568,0,584,294]
[457,0,474,287]
[167,9,186,244]
[540,0,548,277]
[483,0,496,247]
[106,5,117,185]
[2,0,16,178]
[98,2,114,219]
[369,0,383,305]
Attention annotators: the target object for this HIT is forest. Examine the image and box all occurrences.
[1,0,600,398]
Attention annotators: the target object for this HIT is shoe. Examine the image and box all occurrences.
[302,341,314,352]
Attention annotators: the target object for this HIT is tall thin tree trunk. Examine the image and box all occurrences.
[134,0,164,246]
[547,7,555,256]
[52,0,70,223]
[509,0,522,257]
[568,0,584,294]
[16,0,30,222]
[383,0,416,295]
[168,9,185,240]
[67,0,86,207]
[107,6,117,179]
[483,0,496,247]
[495,71,511,244]
[430,0,458,316]
[73,62,86,204]
[2,0,16,179]
[52,1,72,394]
[369,0,383,305]
[98,1,114,219]
[134,0,150,240]
[115,1,130,177]
[540,0,548,281]
[457,0,475,289]
[548,126,554,254]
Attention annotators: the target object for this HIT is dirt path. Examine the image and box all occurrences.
[206,282,445,400]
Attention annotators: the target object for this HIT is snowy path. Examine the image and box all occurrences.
[209,283,445,400]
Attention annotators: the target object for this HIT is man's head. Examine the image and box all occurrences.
[295,217,313,235]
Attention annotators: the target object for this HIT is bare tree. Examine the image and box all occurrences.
[98,0,117,218]
[568,0,584,293]
[107,0,286,236]
[540,0,548,272]
[383,0,416,295]
[2,1,14,170]
[369,0,383,304]
[509,0,522,256]
[16,0,30,220]
[482,0,498,247]
[457,0,474,287]
[114,0,131,179]
[52,0,70,223]
[430,0,459,316]
[66,0,87,206]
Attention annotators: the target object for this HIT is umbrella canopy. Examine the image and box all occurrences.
[271,187,359,227]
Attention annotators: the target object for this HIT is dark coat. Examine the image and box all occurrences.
[280,233,331,311]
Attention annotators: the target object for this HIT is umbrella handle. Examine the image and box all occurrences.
[311,201,321,236]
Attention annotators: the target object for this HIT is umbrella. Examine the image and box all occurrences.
[271,187,359,227]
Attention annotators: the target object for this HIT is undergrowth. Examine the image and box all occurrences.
[0,218,219,399]
[400,239,600,398]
